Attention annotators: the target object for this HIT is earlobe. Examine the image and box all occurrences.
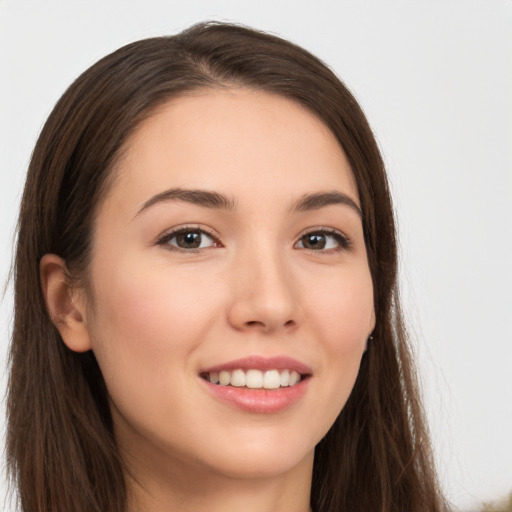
[40,254,92,353]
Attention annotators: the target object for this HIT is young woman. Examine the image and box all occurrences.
[6,21,448,512]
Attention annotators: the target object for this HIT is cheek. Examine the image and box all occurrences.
[307,264,374,347]
[86,259,221,401]
[92,256,217,337]
[301,264,373,425]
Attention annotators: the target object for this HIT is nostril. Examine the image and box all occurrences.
[244,319,295,330]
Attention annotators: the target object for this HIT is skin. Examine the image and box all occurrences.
[41,89,375,512]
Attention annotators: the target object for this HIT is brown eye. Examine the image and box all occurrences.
[176,231,203,249]
[160,229,216,250]
[300,233,327,250]
[296,230,349,251]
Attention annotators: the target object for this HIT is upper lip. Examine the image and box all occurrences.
[201,355,312,375]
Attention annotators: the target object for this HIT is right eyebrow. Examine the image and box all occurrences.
[291,191,362,218]
[134,188,236,218]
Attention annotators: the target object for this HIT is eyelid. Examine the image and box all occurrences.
[155,224,351,253]
[295,227,351,252]
[156,224,222,251]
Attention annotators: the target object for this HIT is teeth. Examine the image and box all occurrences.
[246,369,263,388]
[263,370,281,389]
[219,371,231,386]
[205,369,302,389]
[231,369,246,387]
[279,369,290,387]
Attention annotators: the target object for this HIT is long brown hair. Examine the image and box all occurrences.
[7,21,447,512]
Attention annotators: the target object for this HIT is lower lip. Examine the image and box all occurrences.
[201,377,310,414]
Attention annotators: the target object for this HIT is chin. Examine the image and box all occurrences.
[204,445,314,481]
[192,425,318,480]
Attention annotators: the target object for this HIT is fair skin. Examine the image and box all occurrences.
[41,89,375,512]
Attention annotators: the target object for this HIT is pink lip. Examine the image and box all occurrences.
[201,377,310,414]
[201,355,312,375]
[199,355,312,414]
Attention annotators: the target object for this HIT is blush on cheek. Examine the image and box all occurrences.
[310,285,373,351]
[93,265,221,362]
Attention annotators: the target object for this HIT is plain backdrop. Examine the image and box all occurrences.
[1,1,511,511]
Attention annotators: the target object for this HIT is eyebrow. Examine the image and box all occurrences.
[135,188,362,218]
[292,191,362,218]
[135,188,236,217]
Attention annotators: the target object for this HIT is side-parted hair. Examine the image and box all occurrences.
[7,21,448,512]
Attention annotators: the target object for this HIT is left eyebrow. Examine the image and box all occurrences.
[134,188,236,218]
[291,191,362,218]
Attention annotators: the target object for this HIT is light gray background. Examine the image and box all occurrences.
[1,1,511,510]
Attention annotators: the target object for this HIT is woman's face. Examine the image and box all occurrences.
[81,89,375,482]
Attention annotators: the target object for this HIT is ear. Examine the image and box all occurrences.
[40,254,92,353]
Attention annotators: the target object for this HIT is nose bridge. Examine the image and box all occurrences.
[228,237,298,333]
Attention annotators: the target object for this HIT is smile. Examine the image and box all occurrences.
[202,369,303,389]
[199,356,312,413]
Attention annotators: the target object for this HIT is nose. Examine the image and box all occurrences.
[226,248,299,334]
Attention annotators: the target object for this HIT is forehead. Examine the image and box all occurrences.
[103,88,358,216]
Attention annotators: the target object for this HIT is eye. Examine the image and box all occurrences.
[295,229,350,252]
[158,227,218,251]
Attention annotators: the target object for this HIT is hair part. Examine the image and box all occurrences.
[7,21,447,512]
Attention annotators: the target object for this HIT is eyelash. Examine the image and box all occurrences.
[156,225,220,253]
[295,228,351,253]
[156,226,351,253]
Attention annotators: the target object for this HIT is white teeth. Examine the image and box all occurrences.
[219,371,231,386]
[289,371,300,386]
[246,369,263,389]
[206,369,303,389]
[263,370,281,389]
[231,369,246,387]
[279,369,290,387]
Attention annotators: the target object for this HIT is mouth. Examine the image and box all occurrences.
[199,356,313,409]
[200,368,306,390]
